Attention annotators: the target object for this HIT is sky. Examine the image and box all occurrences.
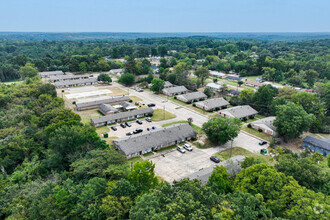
[0,0,329,32]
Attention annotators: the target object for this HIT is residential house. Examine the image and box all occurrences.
[226,75,244,82]
[113,123,197,158]
[195,98,229,111]
[91,107,154,127]
[119,101,137,111]
[210,71,226,78]
[245,80,264,88]
[219,105,258,119]
[162,86,188,96]
[54,78,98,88]
[164,81,174,88]
[177,91,207,103]
[110,69,124,77]
[151,65,159,73]
[206,83,224,92]
[39,71,64,78]
[98,104,118,115]
[302,136,330,156]
[75,96,130,111]
[227,89,240,96]
[49,74,89,82]
[250,117,276,136]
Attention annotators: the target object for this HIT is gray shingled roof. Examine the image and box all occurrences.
[162,86,188,94]
[228,89,240,95]
[303,136,330,151]
[177,92,207,101]
[226,76,242,81]
[76,96,129,109]
[113,123,197,155]
[98,104,118,114]
[55,78,97,87]
[164,81,173,87]
[91,107,154,124]
[195,98,229,109]
[39,71,64,77]
[206,83,223,90]
[251,116,276,132]
[219,105,258,118]
[50,74,88,81]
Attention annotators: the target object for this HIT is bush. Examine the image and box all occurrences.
[242,117,247,121]
[215,107,220,111]
[193,99,198,102]
[249,115,255,119]
[174,96,177,99]
[191,137,197,141]
[258,128,263,132]
[247,123,252,128]
[148,113,153,117]
[129,99,133,103]
[200,98,204,101]
[192,103,196,107]
[222,105,227,109]
[187,101,191,104]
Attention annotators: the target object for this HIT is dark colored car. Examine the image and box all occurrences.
[210,156,220,163]
[110,126,117,131]
[136,120,143,125]
[125,122,132,127]
[133,128,143,134]
[259,141,267,145]
[120,123,126,128]
[152,126,156,130]
[126,132,132,136]
[147,103,156,107]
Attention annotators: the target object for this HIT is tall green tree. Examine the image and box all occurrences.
[194,66,209,86]
[18,63,38,78]
[150,78,165,93]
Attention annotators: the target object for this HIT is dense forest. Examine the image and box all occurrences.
[0,37,329,88]
[0,78,329,219]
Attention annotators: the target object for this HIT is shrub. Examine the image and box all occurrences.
[194,99,198,102]
[174,96,177,99]
[249,115,255,119]
[129,99,133,103]
[200,98,204,101]
[191,137,197,141]
[242,117,247,121]
[215,107,220,111]
[192,103,196,107]
[148,113,153,117]
[258,128,263,132]
[187,101,191,104]
[222,105,227,109]
[247,123,252,128]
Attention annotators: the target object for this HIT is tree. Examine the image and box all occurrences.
[304,69,319,87]
[194,66,209,86]
[119,73,135,86]
[274,102,315,139]
[97,73,112,84]
[238,89,254,105]
[79,62,88,72]
[252,85,276,114]
[203,87,214,98]
[18,63,38,78]
[127,160,158,193]
[277,86,297,100]
[187,117,193,125]
[238,80,243,87]
[150,78,164,93]
[202,117,241,145]
[207,166,233,194]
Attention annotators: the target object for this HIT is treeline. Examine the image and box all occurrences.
[0,38,329,87]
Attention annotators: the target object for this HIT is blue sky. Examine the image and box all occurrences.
[0,0,329,32]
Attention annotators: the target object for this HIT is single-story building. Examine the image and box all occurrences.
[113,123,197,158]
[206,83,224,92]
[250,117,276,136]
[210,71,226,78]
[98,104,118,115]
[245,80,264,88]
[39,71,64,78]
[219,105,258,119]
[302,136,330,156]
[119,101,137,111]
[162,86,188,96]
[91,107,153,127]
[54,78,98,88]
[110,69,124,76]
[227,89,240,96]
[75,96,130,111]
[195,98,229,111]
[49,74,89,82]
[177,91,207,103]
[226,75,244,82]
[164,81,174,88]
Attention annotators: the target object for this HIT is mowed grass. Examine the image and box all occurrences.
[109,86,128,96]
[241,125,272,142]
[154,145,177,153]
[214,147,273,164]
[130,96,142,104]
[77,109,103,124]
[96,126,110,136]
[126,156,143,165]
[151,109,176,121]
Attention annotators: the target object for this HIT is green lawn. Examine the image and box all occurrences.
[130,96,142,104]
[96,126,110,136]
[151,109,176,121]
[155,145,178,153]
[214,147,273,164]
[126,156,143,165]
[142,152,154,157]
[241,125,272,142]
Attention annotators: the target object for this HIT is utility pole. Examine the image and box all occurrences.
[163,104,165,120]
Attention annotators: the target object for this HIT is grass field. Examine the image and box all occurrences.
[96,126,110,136]
[77,109,102,124]
[241,125,272,142]
[214,147,274,164]
[151,109,176,121]
[126,156,143,165]
[155,145,177,153]
[109,86,128,96]
[130,96,142,104]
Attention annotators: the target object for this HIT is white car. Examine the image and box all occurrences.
[183,144,193,151]
[177,146,186,153]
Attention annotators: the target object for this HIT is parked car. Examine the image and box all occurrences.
[210,156,220,163]
[136,120,143,125]
[145,117,152,122]
[110,126,117,131]
[152,126,156,130]
[126,132,132,136]
[133,128,143,134]
[147,128,150,131]
[183,144,193,151]
[147,103,156,107]
[177,146,186,153]
[120,123,126,128]
[259,141,267,145]
[125,122,132,127]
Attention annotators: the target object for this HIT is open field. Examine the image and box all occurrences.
[77,109,102,124]
[241,125,272,142]
[151,109,176,121]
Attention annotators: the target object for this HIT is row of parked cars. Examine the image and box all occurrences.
[177,144,221,163]
[110,117,153,132]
